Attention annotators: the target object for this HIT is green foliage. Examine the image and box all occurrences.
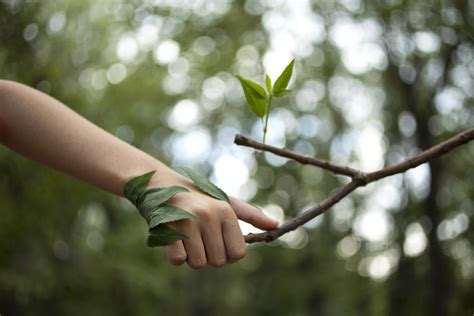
[265,74,272,93]
[273,59,294,96]
[1,1,473,315]
[237,59,295,143]
[180,166,229,202]
[124,168,228,246]
[148,205,197,230]
[147,224,190,247]
[236,75,266,118]
[123,170,156,205]
[138,186,190,218]
[124,172,195,247]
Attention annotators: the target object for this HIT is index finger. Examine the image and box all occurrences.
[229,196,279,230]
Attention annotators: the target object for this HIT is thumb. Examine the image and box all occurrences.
[229,196,279,230]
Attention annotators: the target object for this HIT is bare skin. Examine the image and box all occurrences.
[0,80,278,268]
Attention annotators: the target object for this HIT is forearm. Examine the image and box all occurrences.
[0,80,168,196]
[0,80,281,268]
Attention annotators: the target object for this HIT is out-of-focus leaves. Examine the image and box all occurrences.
[1,1,473,315]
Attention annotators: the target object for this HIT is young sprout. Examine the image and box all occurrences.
[237,59,295,143]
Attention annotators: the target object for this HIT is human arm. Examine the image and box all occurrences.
[0,80,278,268]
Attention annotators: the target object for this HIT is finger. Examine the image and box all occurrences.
[229,196,279,230]
[222,212,247,263]
[165,240,186,266]
[201,216,227,268]
[180,222,207,269]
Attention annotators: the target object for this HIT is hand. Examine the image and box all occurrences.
[148,167,279,269]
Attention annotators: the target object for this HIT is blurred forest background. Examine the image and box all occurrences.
[0,0,473,315]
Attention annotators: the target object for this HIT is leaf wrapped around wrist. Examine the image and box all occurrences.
[124,171,196,247]
[124,171,156,206]
[147,225,190,247]
[138,186,189,219]
[124,168,229,247]
[180,166,229,202]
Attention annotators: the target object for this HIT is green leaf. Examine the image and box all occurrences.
[273,89,292,97]
[136,187,160,208]
[140,186,194,247]
[273,59,295,96]
[180,166,229,202]
[265,74,272,93]
[147,225,189,247]
[237,76,266,97]
[247,90,266,118]
[123,171,156,206]
[124,172,199,247]
[138,186,189,219]
[148,204,197,230]
[236,75,266,118]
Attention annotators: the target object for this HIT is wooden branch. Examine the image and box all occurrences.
[234,134,360,178]
[366,128,474,182]
[235,128,474,244]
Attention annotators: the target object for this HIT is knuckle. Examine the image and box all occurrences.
[223,216,241,230]
[188,257,207,269]
[169,254,187,266]
[228,246,247,262]
[219,204,237,221]
[220,204,234,216]
[209,257,227,268]
[170,256,186,266]
[193,206,211,221]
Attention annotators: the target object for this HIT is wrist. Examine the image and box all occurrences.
[148,163,192,189]
[121,155,191,191]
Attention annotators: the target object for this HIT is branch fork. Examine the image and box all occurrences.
[235,128,474,244]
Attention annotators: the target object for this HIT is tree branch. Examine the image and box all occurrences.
[234,134,360,178]
[235,128,474,244]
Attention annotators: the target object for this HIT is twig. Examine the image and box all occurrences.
[366,128,474,182]
[234,134,360,178]
[236,128,474,244]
